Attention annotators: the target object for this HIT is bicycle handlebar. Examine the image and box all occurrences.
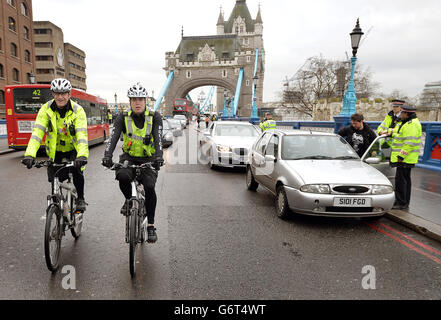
[110,161,154,171]
[33,160,75,169]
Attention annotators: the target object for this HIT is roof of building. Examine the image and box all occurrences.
[224,0,255,33]
[176,35,239,62]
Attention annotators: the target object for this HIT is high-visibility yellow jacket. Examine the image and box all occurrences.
[390,117,422,164]
[122,110,155,157]
[24,100,89,161]
[260,120,276,131]
[377,111,402,147]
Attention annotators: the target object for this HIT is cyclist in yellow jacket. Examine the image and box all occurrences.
[383,105,422,210]
[21,78,89,211]
[101,83,164,243]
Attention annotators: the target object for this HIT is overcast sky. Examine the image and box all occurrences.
[33,0,441,104]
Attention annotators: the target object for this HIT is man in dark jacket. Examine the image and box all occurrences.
[338,113,377,158]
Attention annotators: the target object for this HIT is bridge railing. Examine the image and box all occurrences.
[220,118,441,172]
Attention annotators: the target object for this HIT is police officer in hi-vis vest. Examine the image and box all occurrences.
[376,99,405,155]
[21,78,89,212]
[381,105,422,210]
[260,112,277,132]
[101,83,164,243]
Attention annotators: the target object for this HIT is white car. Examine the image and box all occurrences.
[200,121,260,169]
[173,114,187,128]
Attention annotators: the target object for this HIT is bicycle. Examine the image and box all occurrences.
[108,161,155,278]
[32,160,85,272]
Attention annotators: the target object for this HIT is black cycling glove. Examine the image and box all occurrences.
[74,157,88,169]
[102,157,113,168]
[22,156,35,169]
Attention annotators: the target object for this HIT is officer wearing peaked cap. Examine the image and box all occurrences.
[385,104,422,210]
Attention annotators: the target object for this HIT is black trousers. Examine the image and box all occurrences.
[115,155,158,224]
[47,151,85,199]
[395,166,412,206]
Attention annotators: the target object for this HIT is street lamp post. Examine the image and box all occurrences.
[251,75,259,122]
[334,19,364,133]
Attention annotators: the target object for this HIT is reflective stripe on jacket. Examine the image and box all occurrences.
[24,100,89,161]
[260,120,277,131]
[122,110,155,157]
[377,113,402,148]
[390,117,422,164]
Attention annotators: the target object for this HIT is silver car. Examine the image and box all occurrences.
[246,130,395,219]
[200,121,260,169]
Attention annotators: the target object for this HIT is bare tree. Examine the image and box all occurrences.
[282,55,380,117]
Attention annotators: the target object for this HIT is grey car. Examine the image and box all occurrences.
[246,130,395,219]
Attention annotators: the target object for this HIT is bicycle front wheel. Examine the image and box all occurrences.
[44,205,62,272]
[129,203,139,278]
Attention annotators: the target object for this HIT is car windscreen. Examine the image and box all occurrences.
[281,135,359,160]
[174,100,186,106]
[14,88,52,114]
[214,124,259,137]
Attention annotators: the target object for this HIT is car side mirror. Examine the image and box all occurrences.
[365,157,380,165]
[265,155,276,163]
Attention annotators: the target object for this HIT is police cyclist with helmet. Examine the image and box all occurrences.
[21,78,89,211]
[101,83,164,243]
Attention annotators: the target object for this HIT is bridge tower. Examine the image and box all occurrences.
[163,0,265,117]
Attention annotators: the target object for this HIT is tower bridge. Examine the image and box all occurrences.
[162,0,265,117]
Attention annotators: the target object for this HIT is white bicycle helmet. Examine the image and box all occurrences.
[127,83,148,98]
[50,78,72,93]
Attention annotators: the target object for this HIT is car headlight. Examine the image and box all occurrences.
[300,184,331,194]
[217,145,232,153]
[371,185,394,195]
[164,132,173,141]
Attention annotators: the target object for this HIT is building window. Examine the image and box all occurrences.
[24,50,31,62]
[222,70,227,78]
[35,42,53,48]
[21,2,28,16]
[36,55,54,61]
[11,43,18,57]
[246,80,250,86]
[34,29,52,35]
[12,68,19,82]
[0,64,4,78]
[8,17,17,32]
[36,69,54,74]
[0,90,5,105]
[0,38,2,51]
[7,0,16,7]
[186,70,191,79]
[240,26,244,33]
[24,26,30,40]
[222,52,229,59]
[247,56,251,63]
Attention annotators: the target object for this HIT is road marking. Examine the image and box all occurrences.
[364,222,441,265]
[378,222,441,257]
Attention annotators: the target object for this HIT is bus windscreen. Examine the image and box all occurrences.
[14,88,52,114]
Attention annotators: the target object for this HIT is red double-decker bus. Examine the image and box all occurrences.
[173,98,194,118]
[5,84,110,150]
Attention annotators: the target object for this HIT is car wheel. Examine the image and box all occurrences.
[246,166,258,191]
[276,185,291,220]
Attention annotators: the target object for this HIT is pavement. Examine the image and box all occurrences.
[1,129,441,244]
